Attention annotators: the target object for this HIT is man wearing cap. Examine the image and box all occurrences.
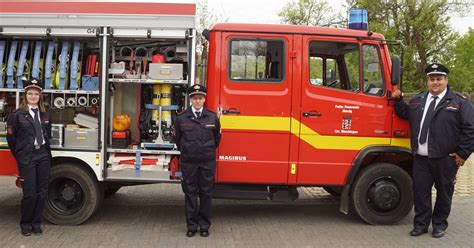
[174,84,221,238]
[6,78,52,236]
[391,63,474,238]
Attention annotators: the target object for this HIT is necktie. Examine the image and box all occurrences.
[32,108,44,145]
[419,96,438,144]
[196,111,201,118]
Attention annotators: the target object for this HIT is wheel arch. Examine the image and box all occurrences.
[52,156,99,181]
[339,146,413,214]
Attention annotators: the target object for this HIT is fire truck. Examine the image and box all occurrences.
[0,1,413,226]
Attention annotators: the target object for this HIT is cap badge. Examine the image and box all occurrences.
[194,85,199,89]
[432,64,438,69]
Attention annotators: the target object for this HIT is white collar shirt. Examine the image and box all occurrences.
[417,88,447,156]
[192,106,203,118]
[28,105,46,145]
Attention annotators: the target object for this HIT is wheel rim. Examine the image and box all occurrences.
[48,177,85,215]
[367,177,401,213]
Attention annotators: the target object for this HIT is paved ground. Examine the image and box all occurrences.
[0,156,473,247]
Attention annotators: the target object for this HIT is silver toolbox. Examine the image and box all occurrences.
[148,63,183,80]
[65,127,98,149]
[50,124,64,147]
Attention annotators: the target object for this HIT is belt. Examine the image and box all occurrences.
[34,144,43,150]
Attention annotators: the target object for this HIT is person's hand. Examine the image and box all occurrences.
[391,86,403,99]
[449,153,466,167]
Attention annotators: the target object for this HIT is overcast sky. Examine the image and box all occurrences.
[206,0,473,34]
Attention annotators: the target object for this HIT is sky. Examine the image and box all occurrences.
[206,0,473,35]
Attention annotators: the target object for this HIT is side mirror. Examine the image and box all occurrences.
[391,55,401,85]
[202,29,210,41]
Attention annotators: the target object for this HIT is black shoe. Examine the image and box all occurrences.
[21,228,32,236]
[186,230,196,237]
[410,229,428,236]
[432,229,445,238]
[32,226,43,235]
[200,230,209,237]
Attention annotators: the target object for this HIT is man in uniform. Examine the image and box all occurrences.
[174,84,221,238]
[391,63,474,238]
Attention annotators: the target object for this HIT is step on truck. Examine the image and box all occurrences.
[0,0,414,225]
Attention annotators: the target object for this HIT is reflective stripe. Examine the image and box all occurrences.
[220,115,410,150]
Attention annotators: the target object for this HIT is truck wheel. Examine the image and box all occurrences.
[351,163,413,225]
[323,186,342,196]
[44,163,103,225]
[104,185,121,199]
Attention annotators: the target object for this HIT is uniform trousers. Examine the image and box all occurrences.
[17,146,51,230]
[413,155,458,231]
[180,160,216,231]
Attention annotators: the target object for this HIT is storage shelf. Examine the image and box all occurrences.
[107,147,180,155]
[108,78,187,84]
[51,146,100,152]
[0,88,99,94]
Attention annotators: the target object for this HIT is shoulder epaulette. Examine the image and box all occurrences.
[455,92,467,99]
[177,110,186,116]
[12,109,19,113]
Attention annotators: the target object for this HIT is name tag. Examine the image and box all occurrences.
[445,105,459,111]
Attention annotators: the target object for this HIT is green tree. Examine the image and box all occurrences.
[278,0,339,26]
[196,0,227,84]
[443,28,474,92]
[346,0,470,92]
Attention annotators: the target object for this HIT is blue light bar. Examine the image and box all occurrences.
[347,9,368,31]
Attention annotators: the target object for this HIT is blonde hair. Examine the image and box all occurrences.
[20,89,46,112]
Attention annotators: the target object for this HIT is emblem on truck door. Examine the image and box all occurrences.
[219,155,247,161]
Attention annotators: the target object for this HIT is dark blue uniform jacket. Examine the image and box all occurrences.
[394,88,474,160]
[6,109,52,164]
[174,108,221,163]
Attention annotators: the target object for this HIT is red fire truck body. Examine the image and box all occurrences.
[0,1,413,226]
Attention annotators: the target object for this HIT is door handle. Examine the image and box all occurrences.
[303,111,321,117]
[222,109,241,115]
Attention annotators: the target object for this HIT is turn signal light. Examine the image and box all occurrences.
[393,130,409,137]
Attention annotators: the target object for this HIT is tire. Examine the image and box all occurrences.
[44,163,103,225]
[104,185,121,199]
[351,162,413,225]
[323,186,343,196]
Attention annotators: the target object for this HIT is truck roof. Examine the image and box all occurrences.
[0,0,196,29]
[211,23,385,40]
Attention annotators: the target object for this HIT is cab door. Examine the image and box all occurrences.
[297,36,392,185]
[216,33,293,184]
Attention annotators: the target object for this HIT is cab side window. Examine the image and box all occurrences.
[362,45,385,96]
[309,41,360,92]
[229,39,284,82]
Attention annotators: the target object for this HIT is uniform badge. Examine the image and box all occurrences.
[445,105,459,111]
[342,114,352,130]
[194,85,200,89]
[431,64,438,69]
[6,125,13,135]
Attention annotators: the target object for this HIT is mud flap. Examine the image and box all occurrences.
[339,184,351,214]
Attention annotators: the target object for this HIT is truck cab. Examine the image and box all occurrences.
[206,23,413,224]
